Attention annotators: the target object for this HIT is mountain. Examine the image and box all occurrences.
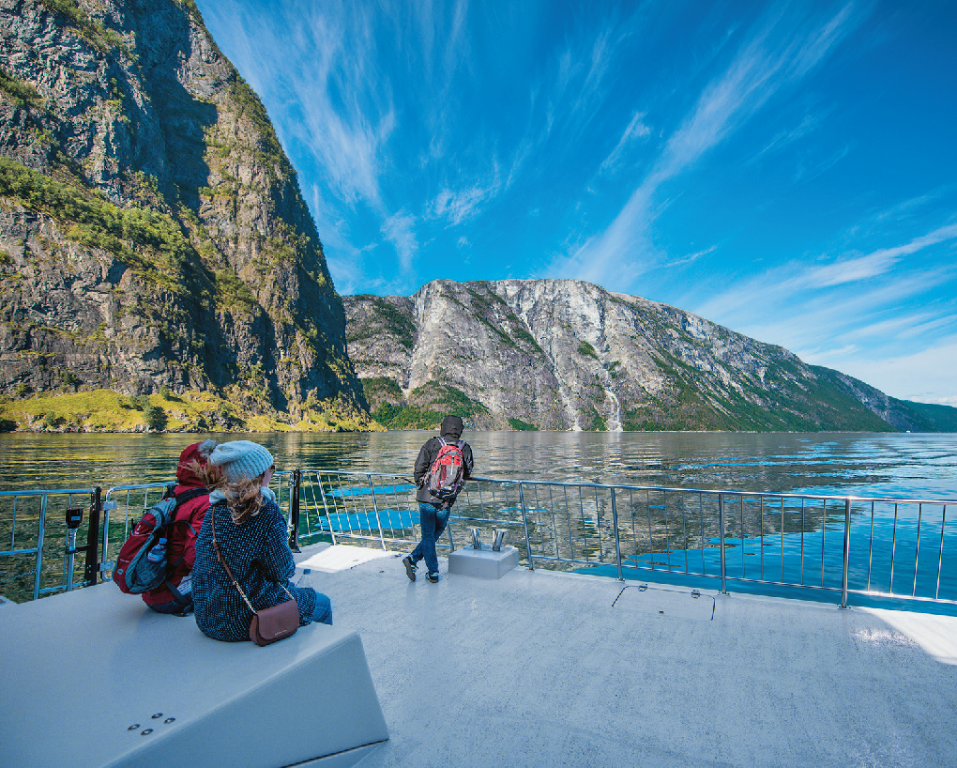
[345,279,954,432]
[0,0,371,431]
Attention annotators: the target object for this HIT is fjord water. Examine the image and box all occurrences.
[1,430,954,499]
[2,431,955,605]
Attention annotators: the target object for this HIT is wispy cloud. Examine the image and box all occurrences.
[807,222,957,289]
[430,183,497,226]
[600,111,652,173]
[685,221,957,398]
[694,224,957,336]
[550,2,863,286]
[810,337,957,405]
[536,7,650,158]
[751,111,827,162]
[665,244,718,269]
[381,211,418,273]
[202,1,395,209]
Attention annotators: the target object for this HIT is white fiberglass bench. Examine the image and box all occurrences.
[0,582,388,767]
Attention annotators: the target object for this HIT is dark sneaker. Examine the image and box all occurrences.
[427,571,439,584]
[402,555,416,582]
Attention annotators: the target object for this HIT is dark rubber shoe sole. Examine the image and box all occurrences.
[403,556,416,582]
[427,572,439,583]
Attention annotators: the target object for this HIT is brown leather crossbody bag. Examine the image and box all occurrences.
[210,508,299,646]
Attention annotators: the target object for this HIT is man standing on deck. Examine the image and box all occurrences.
[403,415,474,584]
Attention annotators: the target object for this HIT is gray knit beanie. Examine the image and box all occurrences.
[209,440,274,484]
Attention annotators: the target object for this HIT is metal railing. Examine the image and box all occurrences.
[0,487,102,602]
[296,471,529,556]
[297,472,956,610]
[98,473,301,580]
[2,472,954,611]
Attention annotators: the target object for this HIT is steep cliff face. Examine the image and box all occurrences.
[346,279,941,432]
[0,0,370,430]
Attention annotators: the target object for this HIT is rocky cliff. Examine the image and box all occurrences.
[345,279,945,432]
[0,0,371,431]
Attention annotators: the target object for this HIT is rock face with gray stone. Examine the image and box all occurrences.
[0,0,368,427]
[346,279,939,432]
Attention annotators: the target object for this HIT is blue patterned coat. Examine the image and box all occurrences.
[192,498,318,642]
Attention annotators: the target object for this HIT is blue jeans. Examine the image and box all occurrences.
[309,592,333,625]
[410,502,450,575]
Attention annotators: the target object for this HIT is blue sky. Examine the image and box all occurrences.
[196,0,957,406]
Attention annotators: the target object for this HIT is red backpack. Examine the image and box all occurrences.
[113,486,207,595]
[425,438,466,503]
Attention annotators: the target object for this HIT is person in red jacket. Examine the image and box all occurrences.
[142,439,220,615]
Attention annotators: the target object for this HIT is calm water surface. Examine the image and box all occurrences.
[1,431,955,500]
[1,431,956,606]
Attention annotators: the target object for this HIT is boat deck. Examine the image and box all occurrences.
[294,543,957,768]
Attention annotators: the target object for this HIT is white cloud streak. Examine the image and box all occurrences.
[381,212,419,273]
[430,182,498,226]
[600,111,652,173]
[810,338,957,405]
[550,2,861,286]
[686,221,957,399]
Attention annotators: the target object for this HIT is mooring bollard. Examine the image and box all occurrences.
[450,526,519,579]
[492,529,506,552]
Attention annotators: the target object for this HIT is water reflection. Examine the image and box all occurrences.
[1,431,954,606]
[1,431,955,499]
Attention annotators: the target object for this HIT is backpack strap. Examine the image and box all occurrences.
[155,487,209,602]
[164,578,192,609]
[173,487,209,506]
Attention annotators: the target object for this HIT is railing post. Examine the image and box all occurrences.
[288,470,301,553]
[316,474,338,546]
[718,493,728,595]
[368,475,387,550]
[519,483,534,570]
[610,488,624,581]
[840,498,852,609]
[33,494,47,601]
[83,487,101,587]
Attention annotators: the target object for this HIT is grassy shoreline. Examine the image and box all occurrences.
[0,388,378,433]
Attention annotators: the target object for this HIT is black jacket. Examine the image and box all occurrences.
[414,416,474,506]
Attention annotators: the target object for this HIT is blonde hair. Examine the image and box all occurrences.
[224,473,267,525]
[182,458,224,490]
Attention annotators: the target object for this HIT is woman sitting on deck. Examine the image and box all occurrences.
[192,440,332,641]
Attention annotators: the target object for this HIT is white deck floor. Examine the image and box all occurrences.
[294,543,957,768]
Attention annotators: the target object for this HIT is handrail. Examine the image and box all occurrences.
[0,486,101,601]
[3,472,954,610]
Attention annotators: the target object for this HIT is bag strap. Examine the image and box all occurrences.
[209,506,294,616]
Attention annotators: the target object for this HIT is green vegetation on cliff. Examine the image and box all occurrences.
[899,400,957,432]
[36,0,124,52]
[0,0,371,433]
[0,68,40,106]
[347,296,415,349]
[0,158,194,289]
[371,381,489,430]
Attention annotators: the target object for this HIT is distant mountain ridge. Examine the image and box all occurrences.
[345,279,954,432]
[0,0,370,431]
